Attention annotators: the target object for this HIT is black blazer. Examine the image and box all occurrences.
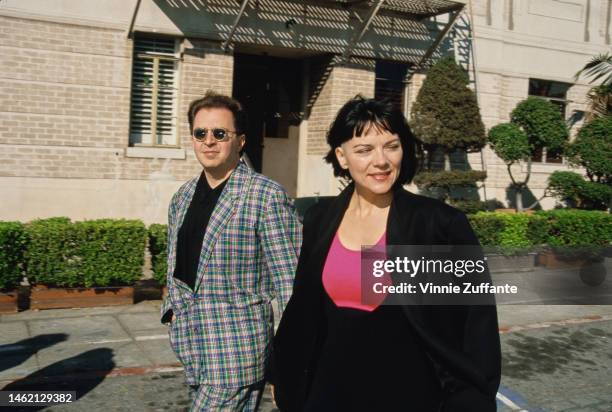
[271,184,502,412]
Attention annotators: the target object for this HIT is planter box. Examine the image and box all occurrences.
[536,251,589,269]
[133,279,163,302]
[30,285,134,310]
[0,290,19,313]
[486,253,536,274]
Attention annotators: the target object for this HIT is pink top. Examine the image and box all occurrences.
[322,231,390,312]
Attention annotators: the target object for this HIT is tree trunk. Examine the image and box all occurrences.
[516,186,523,212]
[444,152,451,203]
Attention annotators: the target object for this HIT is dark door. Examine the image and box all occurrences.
[233,53,302,172]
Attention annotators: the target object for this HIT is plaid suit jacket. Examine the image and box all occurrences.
[160,161,301,387]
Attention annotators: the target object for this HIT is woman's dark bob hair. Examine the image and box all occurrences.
[324,95,421,188]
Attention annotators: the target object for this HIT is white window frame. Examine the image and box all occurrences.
[129,37,181,148]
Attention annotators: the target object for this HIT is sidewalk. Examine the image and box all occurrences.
[0,301,177,386]
[2,299,612,382]
[2,295,612,410]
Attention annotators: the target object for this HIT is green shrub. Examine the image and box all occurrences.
[525,214,549,247]
[535,210,612,247]
[0,222,28,291]
[148,224,168,286]
[452,199,505,215]
[452,200,487,215]
[410,57,486,152]
[468,213,505,246]
[548,171,611,210]
[565,116,611,183]
[488,123,531,163]
[414,170,487,190]
[469,212,546,254]
[511,97,568,151]
[26,218,146,287]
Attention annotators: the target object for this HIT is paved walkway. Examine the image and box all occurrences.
[1,291,612,410]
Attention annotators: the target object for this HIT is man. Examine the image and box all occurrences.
[160,91,301,411]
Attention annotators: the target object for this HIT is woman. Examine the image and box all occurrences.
[271,96,501,412]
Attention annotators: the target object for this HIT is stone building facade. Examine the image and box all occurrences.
[0,0,609,223]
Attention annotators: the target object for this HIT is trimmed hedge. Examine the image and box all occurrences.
[469,212,541,254]
[0,222,28,291]
[536,210,612,247]
[25,218,147,288]
[2,210,610,290]
[468,210,611,254]
[148,224,168,286]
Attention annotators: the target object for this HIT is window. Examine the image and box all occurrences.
[129,37,180,147]
[375,60,408,113]
[528,78,570,163]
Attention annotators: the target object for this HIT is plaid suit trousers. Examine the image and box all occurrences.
[189,382,264,412]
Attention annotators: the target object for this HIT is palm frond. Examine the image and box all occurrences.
[585,85,612,122]
[575,53,612,86]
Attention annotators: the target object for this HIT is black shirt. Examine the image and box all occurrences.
[173,172,228,290]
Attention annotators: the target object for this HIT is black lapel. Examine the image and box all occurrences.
[387,187,427,245]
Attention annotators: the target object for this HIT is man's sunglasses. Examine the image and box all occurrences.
[192,127,238,142]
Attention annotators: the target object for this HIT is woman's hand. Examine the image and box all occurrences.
[269,384,276,407]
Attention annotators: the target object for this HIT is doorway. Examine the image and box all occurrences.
[232,53,303,195]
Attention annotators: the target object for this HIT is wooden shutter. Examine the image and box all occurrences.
[129,37,179,146]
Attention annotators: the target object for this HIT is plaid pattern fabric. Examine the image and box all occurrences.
[161,161,302,387]
[189,381,264,411]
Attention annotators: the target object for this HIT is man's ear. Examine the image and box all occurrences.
[335,147,348,170]
[238,134,246,152]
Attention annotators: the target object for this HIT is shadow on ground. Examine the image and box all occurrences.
[502,327,612,380]
[2,348,115,411]
[0,334,68,374]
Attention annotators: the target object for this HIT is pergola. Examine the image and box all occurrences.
[127,0,466,71]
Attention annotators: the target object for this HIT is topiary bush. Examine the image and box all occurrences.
[488,123,530,164]
[488,98,569,211]
[451,199,504,215]
[548,171,612,210]
[0,222,28,291]
[511,97,569,152]
[148,224,168,286]
[410,57,487,202]
[410,57,486,152]
[565,116,611,183]
[414,170,487,190]
[26,218,147,288]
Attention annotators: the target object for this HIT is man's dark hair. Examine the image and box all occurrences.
[187,90,248,135]
[324,95,422,187]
